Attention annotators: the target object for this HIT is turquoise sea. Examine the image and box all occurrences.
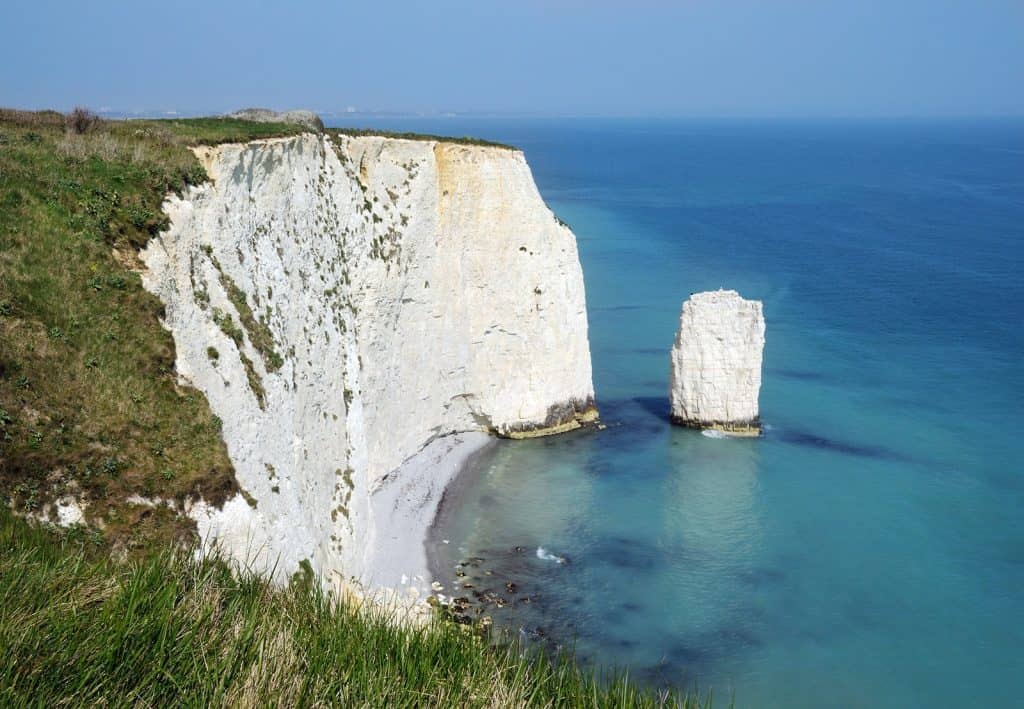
[334,117,1024,707]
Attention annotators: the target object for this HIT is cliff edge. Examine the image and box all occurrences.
[140,131,596,591]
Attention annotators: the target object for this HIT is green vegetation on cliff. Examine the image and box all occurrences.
[0,109,304,549]
[0,509,709,707]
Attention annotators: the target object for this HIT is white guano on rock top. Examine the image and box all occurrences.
[140,132,596,593]
[669,289,765,436]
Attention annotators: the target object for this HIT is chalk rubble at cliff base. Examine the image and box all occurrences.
[669,289,765,436]
[368,431,493,600]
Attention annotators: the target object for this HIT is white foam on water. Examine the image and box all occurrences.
[536,546,567,564]
[701,429,729,439]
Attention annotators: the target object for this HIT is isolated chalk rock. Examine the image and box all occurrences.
[669,289,764,436]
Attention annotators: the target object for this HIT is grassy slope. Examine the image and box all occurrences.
[0,508,709,707]
[0,109,306,551]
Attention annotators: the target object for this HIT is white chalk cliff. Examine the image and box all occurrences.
[669,289,764,435]
[141,132,596,592]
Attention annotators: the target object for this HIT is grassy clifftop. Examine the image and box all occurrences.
[0,109,306,551]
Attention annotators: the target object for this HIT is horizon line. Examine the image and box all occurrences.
[5,105,1024,122]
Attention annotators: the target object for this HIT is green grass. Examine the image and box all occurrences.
[329,126,516,150]
[0,508,711,707]
[0,109,305,550]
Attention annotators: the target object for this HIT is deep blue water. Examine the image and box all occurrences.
[332,117,1024,707]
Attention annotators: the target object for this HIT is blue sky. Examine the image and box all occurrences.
[3,0,1022,117]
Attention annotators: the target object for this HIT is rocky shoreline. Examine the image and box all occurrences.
[426,459,565,637]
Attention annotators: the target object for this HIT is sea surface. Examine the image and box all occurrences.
[329,117,1024,707]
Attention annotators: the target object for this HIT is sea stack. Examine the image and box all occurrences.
[669,289,765,436]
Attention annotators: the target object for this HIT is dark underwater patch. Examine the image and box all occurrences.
[663,620,763,674]
[631,396,672,421]
[666,640,715,667]
[587,535,661,571]
[705,624,761,652]
[775,427,904,461]
[770,367,831,382]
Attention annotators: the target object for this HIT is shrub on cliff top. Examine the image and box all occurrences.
[66,106,100,134]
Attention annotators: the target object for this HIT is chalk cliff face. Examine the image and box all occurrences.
[669,290,764,435]
[141,133,595,589]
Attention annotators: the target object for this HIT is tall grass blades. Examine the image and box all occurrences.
[0,510,711,707]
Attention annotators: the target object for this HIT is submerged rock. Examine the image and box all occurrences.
[669,289,765,436]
